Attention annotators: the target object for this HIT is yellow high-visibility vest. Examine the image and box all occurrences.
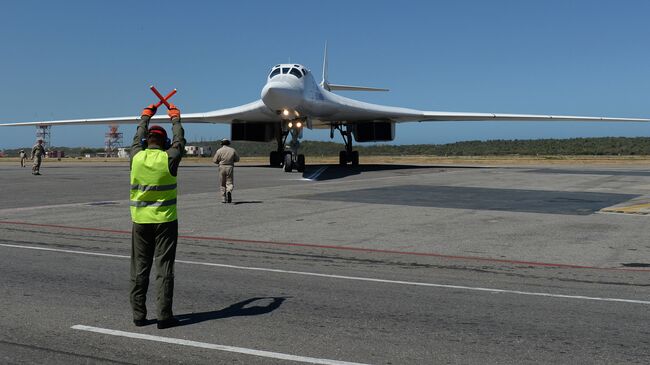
[130,149,177,223]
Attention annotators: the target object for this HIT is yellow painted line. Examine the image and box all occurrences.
[601,202,650,214]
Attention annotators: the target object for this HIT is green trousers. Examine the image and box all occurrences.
[32,157,42,173]
[130,220,178,321]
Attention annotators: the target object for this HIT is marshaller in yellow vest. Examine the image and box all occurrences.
[129,102,185,330]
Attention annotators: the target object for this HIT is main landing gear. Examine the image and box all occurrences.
[333,124,359,166]
[268,121,359,172]
[269,122,305,172]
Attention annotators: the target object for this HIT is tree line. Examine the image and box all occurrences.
[4,137,650,157]
[200,137,650,156]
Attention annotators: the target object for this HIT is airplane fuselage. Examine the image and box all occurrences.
[261,64,346,125]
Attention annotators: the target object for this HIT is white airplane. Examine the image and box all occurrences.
[2,47,649,172]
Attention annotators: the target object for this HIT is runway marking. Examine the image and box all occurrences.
[1,220,649,272]
[2,243,649,306]
[600,202,650,215]
[303,166,328,181]
[71,325,369,365]
[0,201,124,213]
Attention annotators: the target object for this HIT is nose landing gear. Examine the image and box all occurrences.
[284,134,305,172]
[282,151,305,172]
[269,120,305,172]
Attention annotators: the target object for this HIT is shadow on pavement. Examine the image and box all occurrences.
[298,185,639,215]
[301,164,484,181]
[176,297,287,327]
[232,200,263,205]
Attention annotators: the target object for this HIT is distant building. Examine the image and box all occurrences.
[185,145,212,157]
[201,146,212,157]
[47,150,65,158]
[117,148,130,158]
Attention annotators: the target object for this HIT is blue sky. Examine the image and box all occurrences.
[1,0,649,148]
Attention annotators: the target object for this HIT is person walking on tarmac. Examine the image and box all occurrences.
[31,140,46,175]
[129,102,185,329]
[212,138,239,203]
[19,150,26,167]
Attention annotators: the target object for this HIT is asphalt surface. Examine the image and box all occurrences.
[1,160,649,364]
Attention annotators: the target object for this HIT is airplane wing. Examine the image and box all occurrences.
[0,100,277,127]
[323,94,650,124]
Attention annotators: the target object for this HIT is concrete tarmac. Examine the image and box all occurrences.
[0,160,649,364]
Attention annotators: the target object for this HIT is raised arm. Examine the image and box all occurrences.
[131,104,157,160]
[165,104,186,176]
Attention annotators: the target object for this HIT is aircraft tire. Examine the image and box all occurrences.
[283,153,293,172]
[297,154,305,172]
[339,151,347,165]
[351,151,359,166]
[270,151,281,167]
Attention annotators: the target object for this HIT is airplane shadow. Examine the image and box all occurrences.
[175,297,287,327]
[301,164,485,181]
[241,164,281,168]
[232,200,263,205]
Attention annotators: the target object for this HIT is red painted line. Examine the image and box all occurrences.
[1,220,648,272]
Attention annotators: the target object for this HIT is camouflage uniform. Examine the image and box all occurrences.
[31,143,45,175]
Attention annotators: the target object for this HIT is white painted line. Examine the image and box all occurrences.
[0,243,129,259]
[71,325,369,365]
[2,243,649,305]
[177,258,650,305]
[0,200,125,214]
[303,166,328,181]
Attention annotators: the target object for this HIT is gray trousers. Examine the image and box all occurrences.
[130,220,178,321]
[219,165,234,198]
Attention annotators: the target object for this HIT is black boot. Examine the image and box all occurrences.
[157,317,180,329]
[227,192,232,203]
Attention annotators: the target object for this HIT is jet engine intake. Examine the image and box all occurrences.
[231,122,277,142]
[353,120,395,142]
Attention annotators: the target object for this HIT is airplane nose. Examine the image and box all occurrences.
[261,81,302,110]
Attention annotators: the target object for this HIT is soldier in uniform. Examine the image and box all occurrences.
[129,102,185,329]
[212,138,240,203]
[31,140,46,175]
[19,150,26,167]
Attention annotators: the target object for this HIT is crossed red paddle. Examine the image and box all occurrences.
[149,86,177,109]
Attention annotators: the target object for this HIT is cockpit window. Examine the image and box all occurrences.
[289,68,302,78]
[301,69,307,76]
[269,68,281,78]
[281,67,290,74]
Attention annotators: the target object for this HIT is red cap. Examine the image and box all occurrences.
[148,125,167,139]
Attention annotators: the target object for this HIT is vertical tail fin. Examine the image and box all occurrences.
[321,41,330,91]
[319,42,389,92]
